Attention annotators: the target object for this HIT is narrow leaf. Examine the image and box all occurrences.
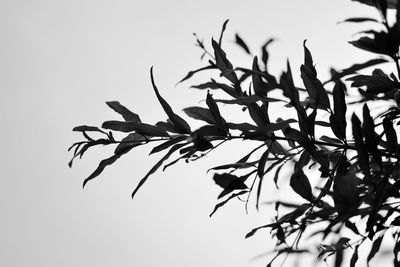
[106,101,141,122]
[151,67,191,134]
[290,168,313,201]
[235,33,251,54]
[131,143,186,198]
[209,190,248,217]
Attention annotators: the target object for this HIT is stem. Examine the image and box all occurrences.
[393,55,400,79]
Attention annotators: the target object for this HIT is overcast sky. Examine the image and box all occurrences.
[0,0,388,266]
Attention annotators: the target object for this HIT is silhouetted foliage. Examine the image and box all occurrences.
[70,0,400,265]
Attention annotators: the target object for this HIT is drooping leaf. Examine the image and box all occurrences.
[178,65,216,84]
[193,125,228,138]
[183,106,216,125]
[83,152,127,188]
[151,67,191,134]
[349,31,398,56]
[235,33,251,55]
[131,143,187,198]
[106,101,141,122]
[290,168,313,201]
[209,190,248,217]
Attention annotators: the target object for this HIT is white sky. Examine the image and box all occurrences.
[0,0,391,266]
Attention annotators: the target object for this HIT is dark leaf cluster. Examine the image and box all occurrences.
[70,1,400,266]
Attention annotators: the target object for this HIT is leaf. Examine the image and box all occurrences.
[178,65,216,84]
[131,143,186,198]
[73,125,106,134]
[235,33,251,54]
[349,31,398,56]
[383,117,398,153]
[150,136,187,155]
[303,40,316,76]
[257,148,270,209]
[290,168,313,201]
[261,38,275,68]
[102,121,169,137]
[350,245,360,267]
[193,125,228,138]
[209,190,248,217]
[245,223,276,238]
[367,234,384,265]
[206,92,226,129]
[341,17,379,23]
[252,56,268,96]
[325,58,388,84]
[280,60,300,106]
[247,103,269,127]
[213,173,248,190]
[106,101,141,122]
[183,106,216,125]
[333,173,361,215]
[347,68,399,95]
[218,19,229,45]
[83,152,125,188]
[151,67,191,134]
[115,133,146,155]
[351,114,370,176]
[211,38,239,84]
[363,104,381,166]
[191,80,237,97]
[214,95,283,105]
[330,81,347,140]
[300,65,330,109]
[264,119,296,132]
[284,128,330,168]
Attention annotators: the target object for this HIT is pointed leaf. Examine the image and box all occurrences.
[383,117,398,153]
[351,114,370,175]
[178,65,216,84]
[206,91,226,129]
[151,67,191,134]
[363,104,381,166]
[218,19,229,45]
[115,133,146,154]
[106,101,141,122]
[331,81,347,140]
[73,125,106,134]
[235,33,251,54]
[150,136,187,155]
[102,121,169,137]
[367,234,384,265]
[209,190,248,217]
[131,143,186,198]
[211,38,238,84]
[183,106,216,125]
[83,153,124,188]
[290,169,313,201]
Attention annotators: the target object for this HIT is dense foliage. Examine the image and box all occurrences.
[70,0,400,265]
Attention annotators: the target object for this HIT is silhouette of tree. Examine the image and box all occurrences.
[69,0,400,265]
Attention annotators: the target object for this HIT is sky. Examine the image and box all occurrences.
[0,0,391,266]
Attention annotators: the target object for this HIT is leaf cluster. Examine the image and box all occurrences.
[70,1,400,266]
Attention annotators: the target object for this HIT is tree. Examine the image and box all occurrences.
[69,0,400,265]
